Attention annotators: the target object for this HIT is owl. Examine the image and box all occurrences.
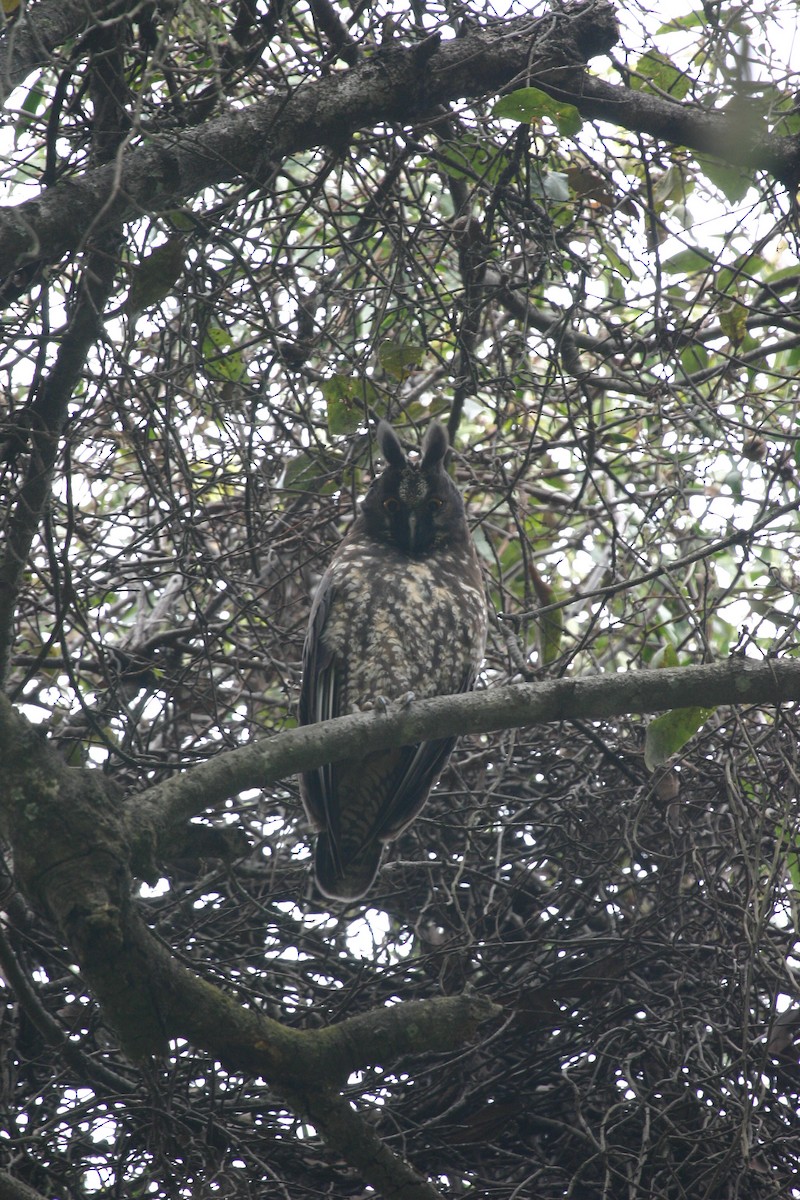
[299,419,487,901]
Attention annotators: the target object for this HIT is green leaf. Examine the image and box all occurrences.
[653,165,683,206]
[716,253,766,297]
[644,706,715,771]
[662,248,709,276]
[436,136,508,185]
[631,51,691,100]
[777,824,800,893]
[542,172,570,201]
[14,74,47,142]
[493,87,582,136]
[202,323,245,384]
[320,375,377,435]
[762,264,800,289]
[126,237,186,315]
[656,9,704,35]
[283,449,343,494]
[649,643,679,670]
[723,468,743,502]
[680,343,708,374]
[720,301,748,345]
[694,154,752,203]
[529,568,563,666]
[379,341,424,381]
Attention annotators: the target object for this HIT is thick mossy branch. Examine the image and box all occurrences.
[0,2,616,272]
[0,692,499,1068]
[0,662,796,1193]
[0,1170,51,1200]
[0,0,141,100]
[3,0,799,277]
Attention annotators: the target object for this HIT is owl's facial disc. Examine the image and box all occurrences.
[380,470,448,555]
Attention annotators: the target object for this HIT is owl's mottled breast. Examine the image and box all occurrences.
[323,537,486,712]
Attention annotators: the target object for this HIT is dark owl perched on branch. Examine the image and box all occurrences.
[299,420,488,901]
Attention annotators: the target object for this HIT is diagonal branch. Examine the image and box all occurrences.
[0,1171,50,1200]
[0,239,120,685]
[285,1086,446,1200]
[123,656,800,867]
[4,0,800,281]
[1,2,619,273]
[552,74,800,188]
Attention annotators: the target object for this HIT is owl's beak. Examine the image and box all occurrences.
[407,512,419,552]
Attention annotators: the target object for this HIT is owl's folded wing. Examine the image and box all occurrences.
[371,661,479,843]
[298,570,339,830]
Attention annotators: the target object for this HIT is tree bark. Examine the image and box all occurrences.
[5,0,798,280]
[123,656,800,865]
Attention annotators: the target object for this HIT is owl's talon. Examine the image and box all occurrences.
[398,691,415,709]
[375,695,389,714]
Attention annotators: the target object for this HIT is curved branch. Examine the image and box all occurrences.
[0,721,497,1198]
[558,75,800,188]
[4,0,799,284]
[124,656,800,863]
[0,239,119,685]
[0,1,620,273]
[0,0,141,102]
[0,692,499,1069]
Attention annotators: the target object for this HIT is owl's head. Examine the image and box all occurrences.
[360,420,468,555]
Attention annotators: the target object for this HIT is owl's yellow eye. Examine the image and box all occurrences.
[428,498,444,511]
[383,497,400,513]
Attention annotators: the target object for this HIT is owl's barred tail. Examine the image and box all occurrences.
[314,833,382,902]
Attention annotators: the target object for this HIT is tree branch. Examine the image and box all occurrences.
[0,686,499,1195]
[0,1,620,274]
[0,1172,50,1200]
[124,657,800,866]
[4,0,799,282]
[0,691,499,1067]
[0,0,141,103]
[284,1087,446,1200]
[556,74,800,188]
[0,239,119,685]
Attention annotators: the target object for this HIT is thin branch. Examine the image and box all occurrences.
[0,924,135,1094]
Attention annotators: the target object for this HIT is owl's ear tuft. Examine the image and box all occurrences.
[377,421,407,469]
[420,421,449,470]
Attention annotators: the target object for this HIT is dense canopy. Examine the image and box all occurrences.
[2,0,800,1196]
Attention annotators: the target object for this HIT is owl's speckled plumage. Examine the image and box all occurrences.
[299,420,487,901]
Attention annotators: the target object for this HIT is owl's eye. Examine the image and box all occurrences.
[383,497,400,513]
[428,498,444,512]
